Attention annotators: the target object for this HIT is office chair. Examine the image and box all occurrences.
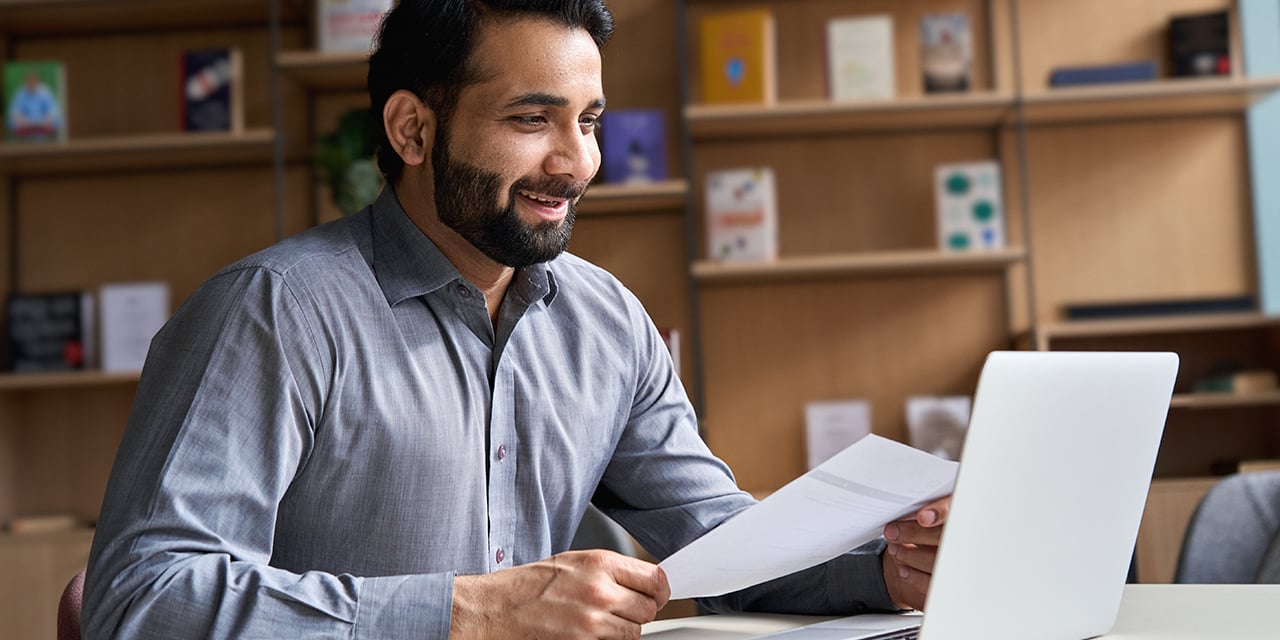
[1174,470,1280,583]
[57,569,85,640]
[570,503,638,557]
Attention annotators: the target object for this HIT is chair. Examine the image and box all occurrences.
[58,569,85,640]
[570,503,638,557]
[1174,471,1280,583]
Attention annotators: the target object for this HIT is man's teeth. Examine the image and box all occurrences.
[519,190,561,206]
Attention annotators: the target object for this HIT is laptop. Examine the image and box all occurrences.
[722,351,1179,640]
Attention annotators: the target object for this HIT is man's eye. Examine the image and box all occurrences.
[513,115,547,126]
[580,116,600,131]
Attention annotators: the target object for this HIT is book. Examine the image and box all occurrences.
[5,291,95,373]
[601,109,667,184]
[827,15,895,101]
[99,282,170,373]
[698,9,776,105]
[1063,294,1255,320]
[316,0,395,53]
[1049,61,1157,87]
[934,160,1005,252]
[1193,370,1278,394]
[1169,10,1231,77]
[804,400,871,469]
[180,48,243,133]
[905,395,971,461]
[921,13,972,93]
[3,60,67,143]
[704,167,778,262]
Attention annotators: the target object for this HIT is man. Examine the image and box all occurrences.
[83,1,948,637]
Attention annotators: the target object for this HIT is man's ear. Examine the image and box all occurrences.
[383,90,436,167]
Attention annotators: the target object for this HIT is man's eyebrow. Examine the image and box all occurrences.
[502,93,607,110]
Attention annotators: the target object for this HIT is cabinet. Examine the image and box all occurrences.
[678,0,1280,583]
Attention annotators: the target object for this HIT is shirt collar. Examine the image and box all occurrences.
[370,186,560,308]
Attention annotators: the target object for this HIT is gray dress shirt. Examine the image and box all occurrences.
[83,188,895,638]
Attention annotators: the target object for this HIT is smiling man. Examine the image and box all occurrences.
[82,2,946,638]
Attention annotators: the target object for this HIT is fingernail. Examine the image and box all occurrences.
[888,543,900,557]
[899,566,910,579]
[885,524,899,540]
[920,510,938,526]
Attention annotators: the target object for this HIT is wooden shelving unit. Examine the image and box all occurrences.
[1035,313,1280,350]
[693,248,1025,284]
[1021,75,1280,124]
[0,370,141,392]
[685,91,1015,139]
[1170,390,1280,409]
[0,0,298,35]
[0,129,276,175]
[578,179,687,216]
[275,50,368,90]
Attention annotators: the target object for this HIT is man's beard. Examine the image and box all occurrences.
[432,128,584,268]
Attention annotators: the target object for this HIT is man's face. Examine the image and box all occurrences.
[431,17,604,268]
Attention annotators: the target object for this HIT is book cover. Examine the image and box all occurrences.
[1169,10,1231,77]
[934,160,1005,252]
[826,15,895,101]
[3,60,67,143]
[1048,61,1157,87]
[921,13,972,93]
[601,109,667,184]
[705,167,778,262]
[905,396,971,461]
[804,400,871,469]
[5,291,94,373]
[316,0,395,53]
[698,9,776,105]
[99,282,170,373]
[181,48,243,133]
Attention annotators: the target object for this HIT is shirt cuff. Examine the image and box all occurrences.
[355,572,454,640]
[825,538,901,613]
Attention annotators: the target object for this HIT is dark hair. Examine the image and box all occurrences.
[368,0,614,184]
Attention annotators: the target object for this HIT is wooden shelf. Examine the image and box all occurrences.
[692,248,1026,284]
[0,128,275,175]
[1037,313,1280,349]
[0,527,95,546]
[578,179,687,216]
[685,91,1015,140]
[276,50,369,91]
[1021,76,1280,125]
[1171,391,1280,410]
[0,370,140,392]
[0,0,297,36]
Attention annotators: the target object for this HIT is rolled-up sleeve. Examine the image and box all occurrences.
[82,266,452,639]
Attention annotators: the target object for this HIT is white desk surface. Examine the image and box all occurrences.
[642,584,1280,639]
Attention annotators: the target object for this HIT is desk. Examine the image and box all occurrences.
[642,584,1280,639]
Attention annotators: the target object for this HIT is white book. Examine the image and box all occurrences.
[934,160,1006,252]
[826,15,896,101]
[804,399,872,469]
[705,167,778,262]
[905,395,971,460]
[316,0,395,53]
[99,282,170,373]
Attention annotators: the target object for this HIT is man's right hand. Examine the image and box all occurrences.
[450,549,671,639]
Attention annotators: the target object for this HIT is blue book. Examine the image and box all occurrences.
[181,48,242,132]
[1049,61,1157,87]
[601,109,667,184]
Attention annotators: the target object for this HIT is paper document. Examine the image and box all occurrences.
[660,435,958,599]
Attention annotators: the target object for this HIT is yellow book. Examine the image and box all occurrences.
[698,9,776,105]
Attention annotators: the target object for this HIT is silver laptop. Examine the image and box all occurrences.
[753,350,1180,640]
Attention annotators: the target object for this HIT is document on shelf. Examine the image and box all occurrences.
[660,434,958,600]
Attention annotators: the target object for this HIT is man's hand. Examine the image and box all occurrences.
[451,549,670,639]
[881,496,951,611]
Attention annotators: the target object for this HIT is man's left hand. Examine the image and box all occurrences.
[881,496,951,611]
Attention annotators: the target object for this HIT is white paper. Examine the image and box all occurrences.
[99,282,170,372]
[660,435,957,600]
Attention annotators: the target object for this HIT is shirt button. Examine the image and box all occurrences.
[497,444,507,461]
[455,284,471,297]
[495,548,506,564]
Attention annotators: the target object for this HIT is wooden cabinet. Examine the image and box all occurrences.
[679,0,1280,581]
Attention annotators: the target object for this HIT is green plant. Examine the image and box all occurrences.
[314,108,384,215]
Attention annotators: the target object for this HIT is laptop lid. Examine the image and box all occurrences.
[918,350,1178,640]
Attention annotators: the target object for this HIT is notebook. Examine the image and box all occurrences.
[753,350,1179,640]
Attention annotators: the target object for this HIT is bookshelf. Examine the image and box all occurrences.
[0,371,140,392]
[0,128,275,175]
[678,0,1280,583]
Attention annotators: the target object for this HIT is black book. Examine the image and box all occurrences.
[1169,10,1231,77]
[5,292,95,373]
